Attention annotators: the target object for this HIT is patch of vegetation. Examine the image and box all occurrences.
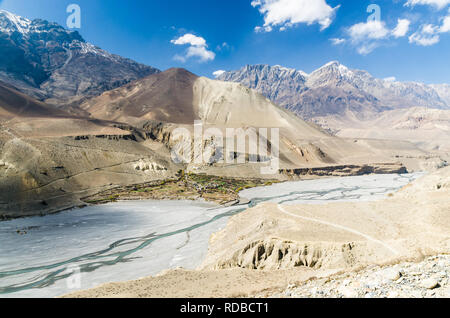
[83,174,279,205]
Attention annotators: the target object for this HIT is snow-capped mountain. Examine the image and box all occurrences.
[219,64,309,105]
[218,62,450,120]
[0,9,32,33]
[430,84,450,106]
[0,10,159,103]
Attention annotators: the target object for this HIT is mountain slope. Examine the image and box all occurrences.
[430,84,450,106]
[0,10,160,104]
[218,65,309,106]
[0,81,66,119]
[80,68,198,125]
[0,80,138,139]
[329,107,450,152]
[80,68,425,176]
[81,68,327,138]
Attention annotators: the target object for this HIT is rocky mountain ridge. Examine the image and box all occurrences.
[0,10,160,104]
[218,63,450,120]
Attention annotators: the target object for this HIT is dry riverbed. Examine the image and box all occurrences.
[64,168,450,298]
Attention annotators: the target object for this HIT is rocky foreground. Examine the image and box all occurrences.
[269,254,450,298]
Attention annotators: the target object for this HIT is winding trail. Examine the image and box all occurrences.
[277,204,400,256]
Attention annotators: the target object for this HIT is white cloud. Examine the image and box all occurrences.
[405,0,450,10]
[340,3,449,53]
[173,54,187,63]
[255,25,272,33]
[346,19,413,54]
[251,0,340,32]
[186,46,215,62]
[408,12,450,46]
[216,42,230,51]
[357,43,380,55]
[171,33,215,63]
[348,20,390,41]
[330,38,346,45]
[347,20,389,54]
[213,70,226,78]
[409,24,441,45]
[440,13,450,32]
[392,19,411,38]
[384,76,397,82]
[171,34,206,47]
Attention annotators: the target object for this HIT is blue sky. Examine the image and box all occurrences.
[1,0,449,83]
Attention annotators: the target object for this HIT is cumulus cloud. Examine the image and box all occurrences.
[392,19,411,38]
[440,13,450,32]
[171,34,206,47]
[409,24,441,45]
[330,38,346,45]
[405,0,450,10]
[213,70,226,78]
[348,20,390,41]
[347,20,390,54]
[186,46,215,62]
[409,11,450,46]
[171,33,215,63]
[251,0,340,32]
[335,1,448,53]
[346,18,412,54]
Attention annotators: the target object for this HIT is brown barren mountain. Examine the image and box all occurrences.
[81,68,199,125]
[0,81,67,120]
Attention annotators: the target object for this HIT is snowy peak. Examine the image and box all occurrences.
[0,10,159,102]
[220,64,309,84]
[315,61,349,73]
[0,9,84,43]
[218,62,450,121]
[218,64,309,104]
[272,64,309,77]
[316,61,348,72]
[307,61,358,88]
[0,9,31,34]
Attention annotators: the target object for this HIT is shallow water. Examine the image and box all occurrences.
[0,173,423,298]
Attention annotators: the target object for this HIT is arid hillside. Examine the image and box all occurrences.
[0,68,445,218]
